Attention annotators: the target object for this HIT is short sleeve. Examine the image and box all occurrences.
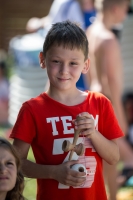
[10,102,37,144]
[101,97,124,140]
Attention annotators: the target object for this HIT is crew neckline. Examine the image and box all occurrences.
[41,91,90,108]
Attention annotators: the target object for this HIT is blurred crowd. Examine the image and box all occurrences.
[0,49,9,126]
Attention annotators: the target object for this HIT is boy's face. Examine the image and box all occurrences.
[40,45,89,91]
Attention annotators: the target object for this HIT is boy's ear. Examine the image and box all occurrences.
[39,52,46,69]
[82,58,90,74]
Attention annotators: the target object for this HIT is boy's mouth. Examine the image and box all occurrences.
[58,78,70,81]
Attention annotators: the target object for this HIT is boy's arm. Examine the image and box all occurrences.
[75,113,120,165]
[13,139,86,186]
[102,38,127,134]
[90,131,119,165]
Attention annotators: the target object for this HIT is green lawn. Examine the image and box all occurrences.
[23,150,36,200]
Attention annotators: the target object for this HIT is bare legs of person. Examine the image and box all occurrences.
[103,137,133,200]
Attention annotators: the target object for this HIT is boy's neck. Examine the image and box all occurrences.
[46,88,87,106]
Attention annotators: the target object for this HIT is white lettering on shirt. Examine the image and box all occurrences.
[46,115,99,136]
[61,116,74,134]
[46,117,59,136]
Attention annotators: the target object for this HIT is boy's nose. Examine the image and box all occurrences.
[59,64,68,74]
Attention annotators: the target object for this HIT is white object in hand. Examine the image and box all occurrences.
[71,164,87,177]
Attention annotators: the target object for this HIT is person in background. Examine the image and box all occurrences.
[10,20,123,200]
[26,0,97,35]
[121,91,133,186]
[0,50,9,126]
[80,0,96,28]
[85,0,132,199]
[76,0,97,91]
[0,137,25,200]
[26,0,85,35]
[123,92,133,148]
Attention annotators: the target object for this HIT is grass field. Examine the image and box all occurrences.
[0,127,133,200]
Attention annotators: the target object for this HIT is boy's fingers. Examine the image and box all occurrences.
[78,112,92,119]
[66,159,80,167]
[67,177,86,186]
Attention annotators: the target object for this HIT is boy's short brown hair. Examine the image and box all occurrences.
[43,20,89,60]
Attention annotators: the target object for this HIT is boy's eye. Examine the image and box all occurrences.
[71,62,77,65]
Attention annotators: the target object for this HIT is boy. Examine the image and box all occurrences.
[85,0,132,199]
[10,21,123,200]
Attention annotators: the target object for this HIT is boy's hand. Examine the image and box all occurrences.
[74,112,96,138]
[51,160,86,186]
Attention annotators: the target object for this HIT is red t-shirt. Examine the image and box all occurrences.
[10,91,124,200]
